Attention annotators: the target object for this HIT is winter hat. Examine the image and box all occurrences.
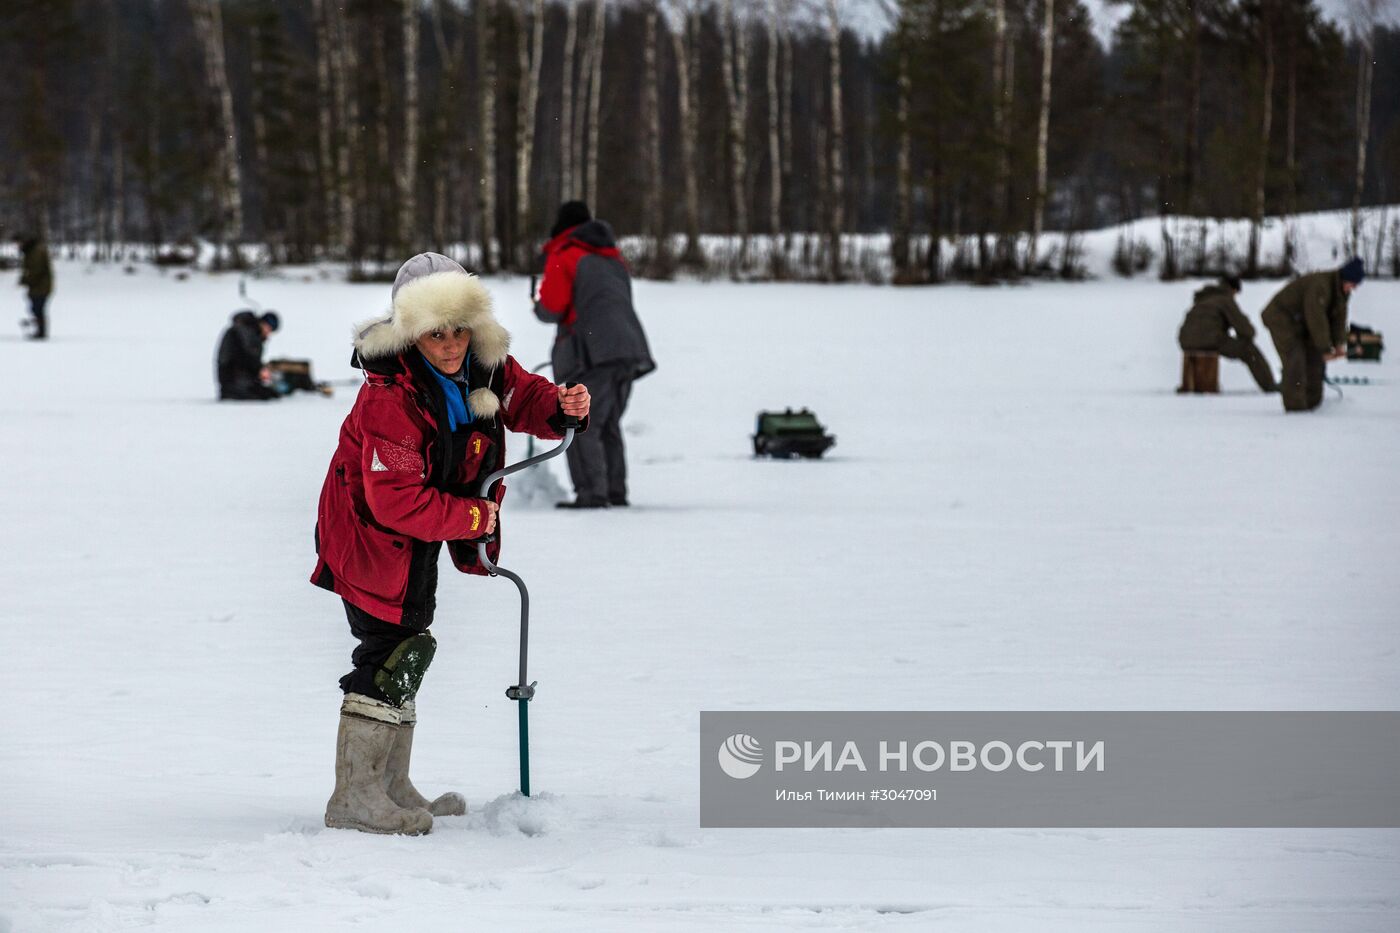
[550,201,592,239]
[1220,274,1242,293]
[1339,256,1365,285]
[352,253,510,416]
[259,311,281,332]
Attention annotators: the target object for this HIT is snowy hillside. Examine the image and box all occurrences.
[2,264,1397,931]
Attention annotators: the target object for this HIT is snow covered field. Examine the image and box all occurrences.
[2,263,1397,931]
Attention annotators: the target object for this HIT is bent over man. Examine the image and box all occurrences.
[1261,258,1363,412]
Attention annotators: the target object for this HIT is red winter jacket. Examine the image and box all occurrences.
[311,352,568,624]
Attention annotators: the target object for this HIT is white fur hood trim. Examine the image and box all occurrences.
[352,268,510,367]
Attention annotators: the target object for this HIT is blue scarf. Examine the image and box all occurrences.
[419,351,474,431]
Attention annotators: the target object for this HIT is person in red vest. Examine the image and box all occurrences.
[534,202,655,508]
[311,252,590,835]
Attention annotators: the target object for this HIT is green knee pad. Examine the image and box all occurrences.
[374,633,437,707]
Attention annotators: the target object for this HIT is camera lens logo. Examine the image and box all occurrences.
[718,733,764,779]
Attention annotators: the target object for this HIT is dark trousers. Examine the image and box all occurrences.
[219,378,281,401]
[1217,336,1278,393]
[339,599,429,702]
[1267,327,1325,412]
[28,294,47,339]
[566,364,634,504]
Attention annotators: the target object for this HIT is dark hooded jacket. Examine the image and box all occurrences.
[534,220,656,382]
[1178,284,1256,351]
[216,310,267,398]
[20,241,52,297]
[1261,270,1349,352]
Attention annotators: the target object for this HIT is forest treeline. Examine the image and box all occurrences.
[1,0,1397,282]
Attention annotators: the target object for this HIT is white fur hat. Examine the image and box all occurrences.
[352,252,510,368]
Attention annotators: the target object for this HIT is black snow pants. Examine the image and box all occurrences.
[339,538,440,702]
[28,294,48,340]
[565,363,634,505]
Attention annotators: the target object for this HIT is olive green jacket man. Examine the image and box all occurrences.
[20,242,53,298]
[1261,270,1348,352]
[1178,284,1255,350]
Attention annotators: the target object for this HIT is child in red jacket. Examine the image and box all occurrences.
[313,252,589,835]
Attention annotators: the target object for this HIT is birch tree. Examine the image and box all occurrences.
[334,3,358,260]
[766,0,786,274]
[878,0,913,280]
[373,20,393,258]
[478,0,498,271]
[585,0,606,205]
[400,0,420,252]
[668,0,703,264]
[825,0,844,280]
[515,0,545,268]
[430,0,467,251]
[992,0,1014,263]
[188,0,243,260]
[312,0,340,250]
[1346,0,1383,252]
[721,0,750,268]
[560,0,579,199]
[1248,0,1276,276]
[643,0,667,268]
[1026,0,1055,273]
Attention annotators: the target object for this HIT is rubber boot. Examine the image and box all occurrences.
[325,694,434,835]
[385,700,467,817]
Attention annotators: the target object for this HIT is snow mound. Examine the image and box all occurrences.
[468,792,571,837]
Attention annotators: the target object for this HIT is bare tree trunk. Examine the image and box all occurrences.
[766,2,782,277]
[1027,0,1054,273]
[478,0,498,271]
[188,0,243,261]
[585,0,606,206]
[250,22,270,245]
[670,4,702,264]
[825,0,844,281]
[374,22,393,261]
[893,40,912,279]
[780,15,793,256]
[1281,41,1298,269]
[431,0,463,252]
[1286,51,1298,214]
[515,0,545,269]
[1248,9,1274,277]
[1351,26,1374,251]
[1184,0,1201,215]
[86,107,105,257]
[721,0,749,269]
[400,0,420,253]
[112,138,125,256]
[815,119,829,273]
[575,4,592,199]
[992,0,1011,256]
[643,1,666,269]
[313,0,340,252]
[560,0,578,199]
[1154,8,1176,279]
[335,5,359,262]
